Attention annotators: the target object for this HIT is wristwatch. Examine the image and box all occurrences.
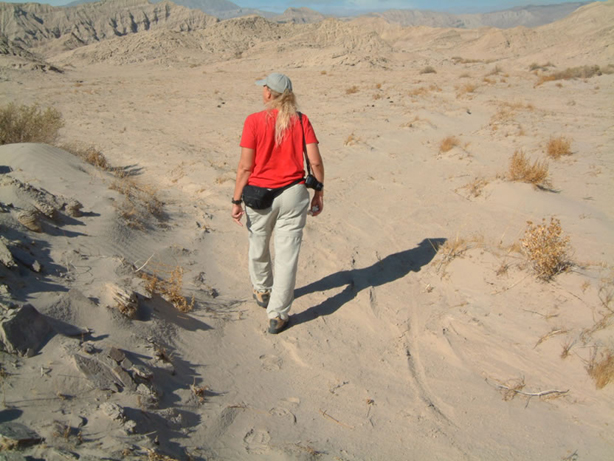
[231,198,242,205]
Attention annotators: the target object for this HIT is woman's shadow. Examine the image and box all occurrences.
[292,238,445,326]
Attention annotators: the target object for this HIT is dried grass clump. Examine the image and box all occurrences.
[587,349,614,389]
[535,64,613,86]
[141,265,195,312]
[507,150,551,188]
[439,135,459,153]
[520,218,571,281]
[344,133,360,146]
[457,83,478,97]
[62,142,109,170]
[452,57,483,64]
[420,66,437,74]
[346,86,359,94]
[0,103,63,145]
[110,177,164,229]
[546,136,572,159]
[462,177,489,197]
[529,62,554,72]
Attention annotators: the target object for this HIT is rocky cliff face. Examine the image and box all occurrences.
[0,0,218,51]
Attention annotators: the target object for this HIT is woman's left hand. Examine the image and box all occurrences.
[232,204,244,226]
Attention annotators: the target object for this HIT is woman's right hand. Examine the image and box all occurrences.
[232,204,244,226]
[309,191,323,217]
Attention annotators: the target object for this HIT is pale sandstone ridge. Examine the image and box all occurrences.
[370,2,590,28]
[44,1,614,68]
[0,0,218,52]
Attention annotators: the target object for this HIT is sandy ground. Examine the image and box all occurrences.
[1,6,614,460]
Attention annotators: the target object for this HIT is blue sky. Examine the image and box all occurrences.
[5,0,597,14]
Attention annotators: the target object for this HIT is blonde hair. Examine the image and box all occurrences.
[266,89,298,145]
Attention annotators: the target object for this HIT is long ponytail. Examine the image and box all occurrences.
[266,89,298,145]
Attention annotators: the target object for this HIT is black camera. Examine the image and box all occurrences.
[305,174,323,191]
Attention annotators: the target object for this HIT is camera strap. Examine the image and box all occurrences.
[297,112,312,176]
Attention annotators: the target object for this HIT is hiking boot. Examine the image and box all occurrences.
[253,289,271,308]
[268,316,289,334]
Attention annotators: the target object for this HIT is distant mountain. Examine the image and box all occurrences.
[67,0,275,19]
[368,2,590,29]
[0,0,218,51]
[271,7,327,24]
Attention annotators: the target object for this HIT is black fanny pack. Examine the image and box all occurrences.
[242,178,303,210]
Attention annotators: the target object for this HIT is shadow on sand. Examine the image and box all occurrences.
[292,238,445,326]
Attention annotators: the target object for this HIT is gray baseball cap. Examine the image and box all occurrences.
[256,73,293,94]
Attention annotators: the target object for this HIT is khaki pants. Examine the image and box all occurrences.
[245,184,310,320]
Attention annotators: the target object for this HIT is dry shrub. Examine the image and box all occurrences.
[452,57,483,64]
[535,64,612,86]
[344,133,360,146]
[486,65,502,76]
[141,265,195,312]
[546,136,572,159]
[110,177,164,229]
[434,235,483,273]
[459,72,471,78]
[372,93,382,100]
[346,86,359,95]
[520,218,571,281]
[457,83,478,97]
[320,70,327,75]
[587,349,614,389]
[62,142,109,170]
[420,65,437,74]
[439,135,459,153]
[0,103,63,145]
[507,150,551,188]
[462,177,489,197]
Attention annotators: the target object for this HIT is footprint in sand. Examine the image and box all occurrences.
[243,428,271,454]
[269,406,297,424]
[259,354,282,371]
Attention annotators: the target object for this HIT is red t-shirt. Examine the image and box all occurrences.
[240,109,318,188]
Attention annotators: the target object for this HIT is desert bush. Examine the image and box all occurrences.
[462,177,489,197]
[420,66,437,74]
[520,217,571,281]
[62,142,109,169]
[587,349,614,389]
[507,150,551,188]
[344,133,360,146]
[546,136,572,159]
[535,64,612,86]
[486,65,502,76]
[0,103,63,145]
[346,86,359,95]
[141,265,195,313]
[111,176,164,229]
[439,135,459,153]
[457,83,478,97]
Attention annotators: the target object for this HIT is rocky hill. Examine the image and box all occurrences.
[0,0,218,52]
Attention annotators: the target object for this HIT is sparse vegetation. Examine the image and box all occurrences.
[457,82,478,97]
[346,85,359,94]
[62,142,110,169]
[529,62,555,72]
[587,349,614,389]
[420,65,437,74]
[141,265,195,312]
[486,65,502,76]
[462,177,489,197]
[344,133,360,146]
[535,64,614,86]
[439,135,459,153]
[507,150,551,189]
[546,136,572,159]
[0,102,63,145]
[520,218,571,281]
[110,176,164,229]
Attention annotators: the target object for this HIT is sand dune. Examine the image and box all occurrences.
[1,2,613,460]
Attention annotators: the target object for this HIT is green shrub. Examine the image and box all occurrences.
[0,103,63,145]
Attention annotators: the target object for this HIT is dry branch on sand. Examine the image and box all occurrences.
[520,218,571,281]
